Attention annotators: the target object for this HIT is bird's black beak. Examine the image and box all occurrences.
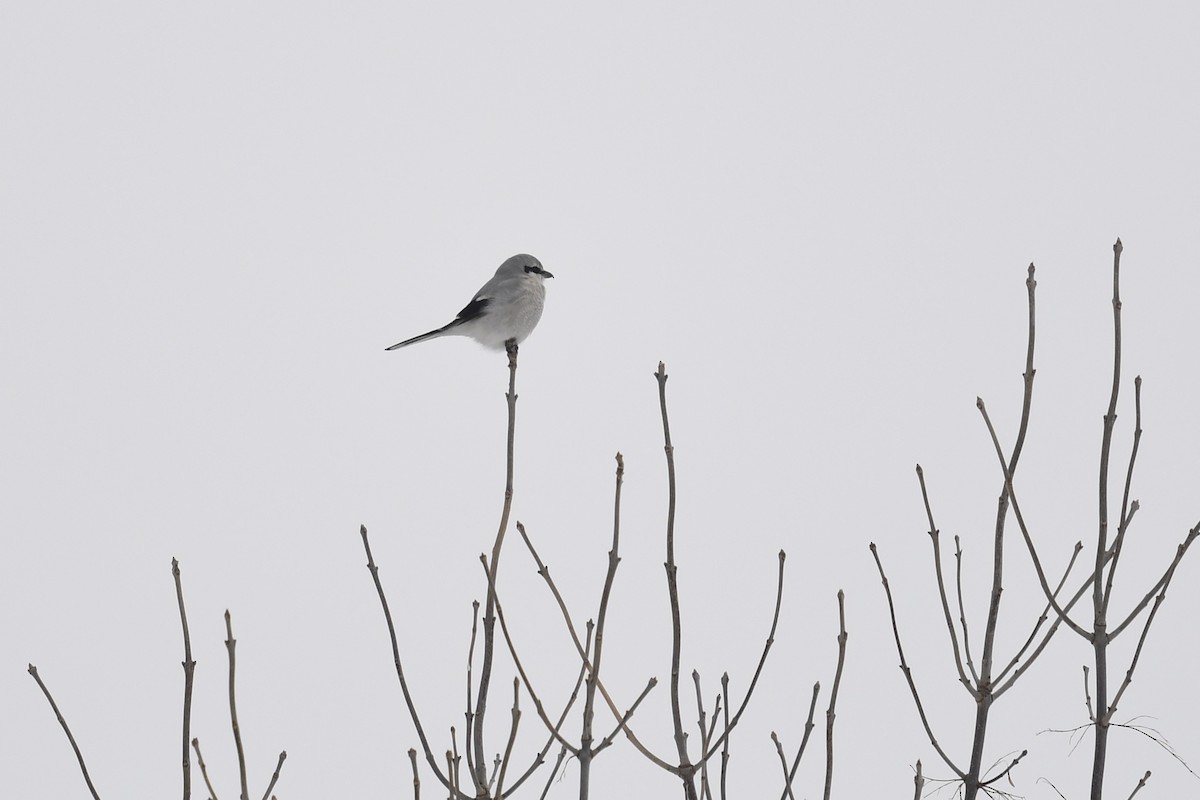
[542,269,554,279]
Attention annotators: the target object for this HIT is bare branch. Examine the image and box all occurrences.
[868,543,964,778]
[771,732,796,800]
[537,745,569,800]
[916,466,975,694]
[952,535,980,685]
[464,599,480,785]
[408,748,420,800]
[977,261,1040,691]
[224,611,250,800]
[776,682,821,800]
[1095,239,1125,622]
[450,727,462,794]
[517,521,673,771]
[976,399,1090,639]
[694,671,712,800]
[594,678,657,756]
[1110,524,1200,640]
[1102,375,1143,616]
[994,542,1088,697]
[478,554,579,758]
[27,664,102,800]
[1107,528,1200,717]
[260,751,287,800]
[824,590,848,800]
[719,675,730,800]
[494,679,521,798]
[358,525,456,793]
[1126,770,1151,800]
[1083,666,1096,722]
[913,760,925,800]
[581,452,627,784]
[655,362,695,797]
[700,550,787,764]
[192,739,218,800]
[473,341,522,790]
[980,749,1026,787]
[173,558,197,800]
[500,625,592,797]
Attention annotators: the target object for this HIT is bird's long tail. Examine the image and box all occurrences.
[384,320,461,350]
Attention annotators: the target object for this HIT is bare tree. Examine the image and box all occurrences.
[976,241,1198,798]
[362,355,844,798]
[875,241,1197,799]
[30,559,286,800]
[871,262,1072,799]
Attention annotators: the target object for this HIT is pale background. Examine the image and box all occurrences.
[3,3,1199,798]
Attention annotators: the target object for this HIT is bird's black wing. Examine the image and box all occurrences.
[453,294,490,324]
[384,293,491,350]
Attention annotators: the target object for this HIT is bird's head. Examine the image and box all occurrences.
[499,253,553,281]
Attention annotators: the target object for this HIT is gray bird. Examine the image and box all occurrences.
[386,254,553,351]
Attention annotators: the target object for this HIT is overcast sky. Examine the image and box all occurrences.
[4,3,1200,798]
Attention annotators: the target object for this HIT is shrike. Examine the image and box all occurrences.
[385,254,553,351]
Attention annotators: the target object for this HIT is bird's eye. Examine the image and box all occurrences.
[524,265,540,274]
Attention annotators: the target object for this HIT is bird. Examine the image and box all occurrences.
[385,254,553,351]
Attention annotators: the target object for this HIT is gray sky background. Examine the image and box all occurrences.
[4,4,1200,798]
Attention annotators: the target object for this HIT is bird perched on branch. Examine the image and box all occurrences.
[385,254,553,351]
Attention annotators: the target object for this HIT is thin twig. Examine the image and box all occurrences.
[359,525,456,794]
[1083,666,1096,722]
[700,694,722,800]
[450,727,462,794]
[700,551,787,764]
[27,664,102,800]
[260,751,287,800]
[594,678,657,755]
[771,732,796,800]
[976,399,1090,639]
[1107,529,1199,717]
[224,611,250,800]
[494,679,521,798]
[916,467,975,694]
[538,745,569,800]
[478,554,579,758]
[980,749,1027,787]
[994,542,1089,697]
[173,558,197,800]
[1109,524,1200,640]
[719,675,730,800]
[694,671,711,800]
[473,340,522,790]
[408,748,421,800]
[777,682,822,800]
[655,362,696,799]
[868,543,964,778]
[824,590,848,800]
[1102,376,1143,617]
[579,452,627,796]
[952,535,980,685]
[913,760,925,800]
[1126,770,1151,800]
[501,629,593,797]
[464,600,480,786]
[516,521,672,771]
[192,739,218,800]
[488,755,502,794]
[1087,239,1125,800]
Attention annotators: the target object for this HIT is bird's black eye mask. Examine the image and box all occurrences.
[523,263,554,278]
